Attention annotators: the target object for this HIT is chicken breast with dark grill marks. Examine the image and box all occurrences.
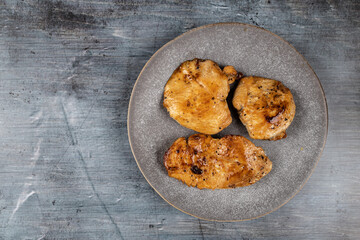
[163,59,241,135]
[164,134,272,189]
[232,76,296,140]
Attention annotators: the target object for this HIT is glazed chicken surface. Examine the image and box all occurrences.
[163,59,241,135]
[232,76,296,140]
[164,134,272,189]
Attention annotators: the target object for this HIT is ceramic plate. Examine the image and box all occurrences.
[128,23,328,221]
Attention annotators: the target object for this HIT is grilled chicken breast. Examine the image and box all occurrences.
[164,134,272,189]
[163,59,241,135]
[233,76,296,140]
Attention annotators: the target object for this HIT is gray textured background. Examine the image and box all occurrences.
[0,0,359,239]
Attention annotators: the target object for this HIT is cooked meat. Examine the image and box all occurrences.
[232,76,296,140]
[164,134,272,189]
[163,59,241,135]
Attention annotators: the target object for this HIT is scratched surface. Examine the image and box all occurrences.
[0,0,359,239]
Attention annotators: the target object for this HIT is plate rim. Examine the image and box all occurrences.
[127,22,329,222]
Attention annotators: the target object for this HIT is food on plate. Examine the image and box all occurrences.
[163,59,242,135]
[164,134,272,189]
[232,76,296,140]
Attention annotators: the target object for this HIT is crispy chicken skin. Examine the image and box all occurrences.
[163,59,241,135]
[233,76,296,140]
[164,134,272,189]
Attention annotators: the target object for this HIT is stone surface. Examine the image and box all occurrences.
[0,0,359,239]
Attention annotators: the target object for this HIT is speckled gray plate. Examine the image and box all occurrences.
[128,23,328,221]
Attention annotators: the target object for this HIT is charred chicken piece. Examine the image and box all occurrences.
[163,59,241,135]
[164,134,272,189]
[232,76,296,140]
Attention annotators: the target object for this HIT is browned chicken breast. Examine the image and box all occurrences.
[163,59,241,135]
[233,76,296,140]
[164,134,272,189]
